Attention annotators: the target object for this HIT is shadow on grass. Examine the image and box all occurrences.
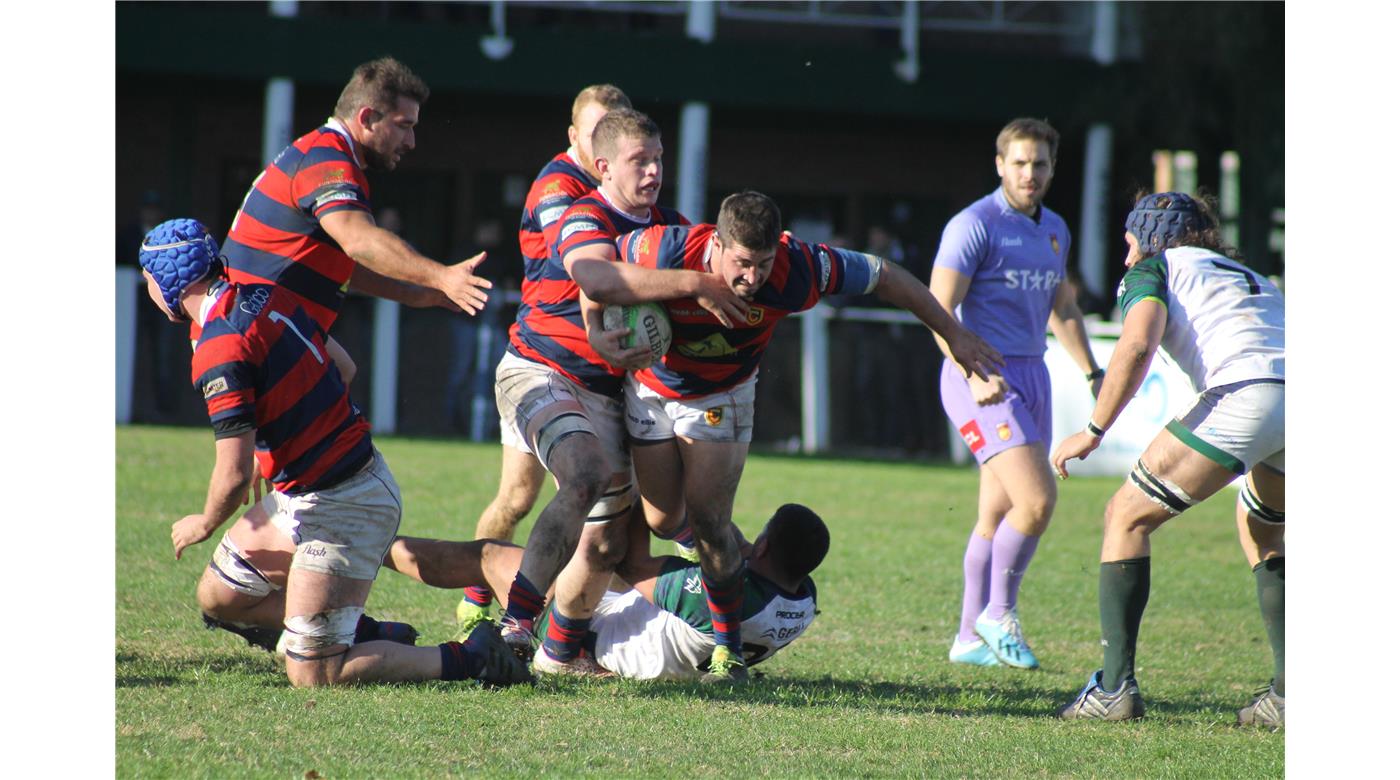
[116,649,282,689]
[610,673,1249,722]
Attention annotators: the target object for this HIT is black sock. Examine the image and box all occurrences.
[438,641,485,681]
[1254,557,1284,696]
[1100,557,1151,691]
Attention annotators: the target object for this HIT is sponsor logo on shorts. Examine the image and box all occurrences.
[959,420,985,452]
[684,574,702,594]
[775,610,805,620]
[626,413,654,427]
[746,307,764,326]
[997,422,1013,441]
[203,376,229,398]
[304,546,328,558]
[705,407,724,426]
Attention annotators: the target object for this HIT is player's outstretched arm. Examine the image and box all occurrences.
[321,210,492,314]
[878,260,1003,381]
[1052,300,1167,479]
[173,433,256,559]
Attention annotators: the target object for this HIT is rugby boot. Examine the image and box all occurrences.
[202,613,281,653]
[974,607,1040,669]
[1057,670,1146,721]
[451,597,495,644]
[532,646,616,678]
[463,621,534,687]
[497,614,539,664]
[1236,681,1284,730]
[699,644,750,685]
[949,636,1003,667]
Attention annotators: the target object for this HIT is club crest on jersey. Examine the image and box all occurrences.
[746,307,764,326]
[541,180,562,195]
[705,407,724,426]
[636,232,651,258]
[959,420,985,452]
[1050,234,1061,256]
[997,422,1013,441]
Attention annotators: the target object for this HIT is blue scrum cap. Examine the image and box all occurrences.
[1125,192,1206,255]
[138,218,221,317]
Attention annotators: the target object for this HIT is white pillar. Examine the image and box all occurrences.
[677,102,710,223]
[1078,0,1118,301]
[263,2,298,165]
[1078,124,1113,300]
[800,305,831,454]
[894,0,920,83]
[678,1,715,222]
[371,298,400,433]
[116,266,141,424]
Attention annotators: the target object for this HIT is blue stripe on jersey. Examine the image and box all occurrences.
[254,333,350,447]
[238,187,320,237]
[222,241,348,313]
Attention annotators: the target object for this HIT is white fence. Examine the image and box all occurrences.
[116,272,1192,475]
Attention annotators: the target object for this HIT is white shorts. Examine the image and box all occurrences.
[624,373,756,444]
[495,351,630,474]
[270,449,402,581]
[1169,379,1284,475]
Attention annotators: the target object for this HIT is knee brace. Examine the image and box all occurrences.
[586,478,635,525]
[1129,458,1201,516]
[1241,483,1285,525]
[209,533,279,598]
[280,606,363,662]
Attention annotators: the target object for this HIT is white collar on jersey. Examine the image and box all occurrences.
[197,281,225,327]
[323,117,365,169]
[703,233,715,272]
[597,185,653,223]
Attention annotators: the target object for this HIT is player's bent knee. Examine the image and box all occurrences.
[281,606,362,679]
[1127,458,1200,517]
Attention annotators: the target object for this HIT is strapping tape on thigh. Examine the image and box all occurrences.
[281,605,363,660]
[1129,459,1200,516]
[587,479,635,524]
[209,533,278,598]
[1241,484,1285,525]
[535,412,593,467]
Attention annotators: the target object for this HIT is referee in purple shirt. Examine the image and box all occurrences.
[928,118,1102,670]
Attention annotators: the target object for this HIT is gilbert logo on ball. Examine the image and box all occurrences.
[603,302,672,364]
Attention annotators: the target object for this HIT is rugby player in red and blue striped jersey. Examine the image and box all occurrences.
[221,57,491,336]
[574,191,1002,681]
[457,85,634,638]
[138,219,528,689]
[494,109,747,677]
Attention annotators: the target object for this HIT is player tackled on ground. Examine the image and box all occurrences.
[455,84,634,637]
[389,504,827,681]
[1051,192,1285,728]
[138,218,529,688]
[929,118,1102,671]
[570,190,1002,682]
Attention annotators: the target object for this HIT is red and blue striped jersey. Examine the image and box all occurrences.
[616,224,882,399]
[221,120,372,332]
[192,280,373,495]
[507,190,688,396]
[517,150,597,308]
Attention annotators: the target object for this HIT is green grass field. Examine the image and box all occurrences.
[117,425,1283,777]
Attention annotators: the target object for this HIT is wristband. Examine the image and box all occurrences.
[1085,420,1106,438]
[1086,368,1105,381]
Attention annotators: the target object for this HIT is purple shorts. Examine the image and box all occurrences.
[940,356,1052,465]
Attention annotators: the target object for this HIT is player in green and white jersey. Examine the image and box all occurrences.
[383,503,827,681]
[1050,192,1284,728]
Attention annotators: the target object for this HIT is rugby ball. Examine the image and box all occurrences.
[603,302,672,364]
